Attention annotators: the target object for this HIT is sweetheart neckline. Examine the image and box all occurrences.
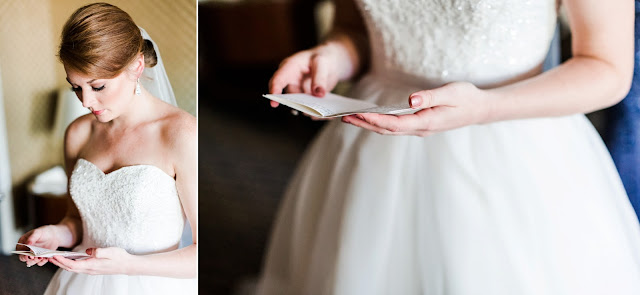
[76,158,176,182]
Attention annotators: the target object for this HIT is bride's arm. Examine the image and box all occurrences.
[343,0,634,136]
[54,118,89,248]
[323,0,371,81]
[485,0,633,121]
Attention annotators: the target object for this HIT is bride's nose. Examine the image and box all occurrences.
[78,90,98,109]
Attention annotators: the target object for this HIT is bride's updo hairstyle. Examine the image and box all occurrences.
[59,2,157,78]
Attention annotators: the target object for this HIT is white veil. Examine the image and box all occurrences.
[139,27,178,107]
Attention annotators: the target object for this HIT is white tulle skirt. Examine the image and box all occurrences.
[44,266,197,295]
[257,74,640,295]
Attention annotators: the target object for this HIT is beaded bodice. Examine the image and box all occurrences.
[69,159,185,255]
[356,0,557,88]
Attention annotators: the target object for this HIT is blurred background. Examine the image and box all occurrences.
[0,1,195,294]
[198,0,333,293]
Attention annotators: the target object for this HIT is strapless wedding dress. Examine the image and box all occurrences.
[44,159,196,295]
[257,0,640,294]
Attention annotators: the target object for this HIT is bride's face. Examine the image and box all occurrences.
[64,66,136,123]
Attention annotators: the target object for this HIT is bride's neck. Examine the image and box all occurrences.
[108,88,159,129]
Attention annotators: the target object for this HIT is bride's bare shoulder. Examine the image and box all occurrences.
[64,114,96,163]
[159,104,196,151]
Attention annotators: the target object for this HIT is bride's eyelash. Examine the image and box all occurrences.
[70,85,105,92]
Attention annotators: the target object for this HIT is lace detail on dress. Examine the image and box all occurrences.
[357,0,556,88]
[69,159,184,255]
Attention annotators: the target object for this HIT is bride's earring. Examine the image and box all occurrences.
[135,78,141,95]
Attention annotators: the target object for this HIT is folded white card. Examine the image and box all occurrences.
[12,243,90,260]
[263,93,417,118]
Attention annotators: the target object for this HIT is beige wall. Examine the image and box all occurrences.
[0,0,196,188]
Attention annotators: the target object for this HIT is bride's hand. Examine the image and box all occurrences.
[269,44,343,106]
[341,82,493,136]
[17,225,61,267]
[48,247,133,275]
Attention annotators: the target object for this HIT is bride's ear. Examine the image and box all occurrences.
[131,53,145,79]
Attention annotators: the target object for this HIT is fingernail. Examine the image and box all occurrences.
[410,95,422,108]
[314,86,325,96]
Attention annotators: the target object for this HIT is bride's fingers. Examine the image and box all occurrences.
[26,262,35,267]
[361,112,433,134]
[269,64,300,95]
[269,54,311,94]
[409,86,452,109]
[285,84,303,94]
[311,54,328,97]
[269,75,286,95]
[409,93,423,108]
[343,114,431,136]
[48,257,69,271]
[28,257,44,266]
[269,84,304,109]
[341,115,403,135]
[50,256,79,272]
[26,229,43,245]
[354,113,406,133]
[17,235,27,246]
[302,77,312,94]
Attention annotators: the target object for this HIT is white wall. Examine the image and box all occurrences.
[0,67,18,255]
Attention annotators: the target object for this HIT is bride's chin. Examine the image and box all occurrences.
[94,113,114,123]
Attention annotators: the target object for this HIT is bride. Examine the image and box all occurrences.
[16,3,196,294]
[258,0,640,294]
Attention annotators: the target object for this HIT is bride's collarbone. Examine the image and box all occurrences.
[78,132,174,177]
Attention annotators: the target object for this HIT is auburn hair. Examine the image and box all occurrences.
[59,2,157,78]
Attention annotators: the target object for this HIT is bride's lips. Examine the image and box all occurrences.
[92,109,104,115]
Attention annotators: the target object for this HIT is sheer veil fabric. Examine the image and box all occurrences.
[139,27,177,107]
